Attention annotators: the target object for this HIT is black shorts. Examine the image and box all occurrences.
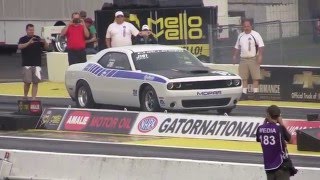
[67,49,87,65]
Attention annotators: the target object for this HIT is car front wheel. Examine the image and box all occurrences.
[140,86,161,112]
[76,81,95,108]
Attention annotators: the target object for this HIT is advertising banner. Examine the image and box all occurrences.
[131,112,264,141]
[95,7,217,60]
[248,66,320,102]
[59,109,138,134]
[283,120,320,144]
[36,108,67,130]
[17,100,42,116]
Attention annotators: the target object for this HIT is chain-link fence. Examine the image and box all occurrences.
[208,19,320,66]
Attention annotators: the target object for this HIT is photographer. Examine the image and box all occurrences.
[256,105,298,180]
[61,12,89,65]
[134,25,157,45]
[18,24,49,100]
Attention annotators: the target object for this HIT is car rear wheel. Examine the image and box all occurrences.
[76,81,95,108]
[140,86,161,112]
[217,108,233,115]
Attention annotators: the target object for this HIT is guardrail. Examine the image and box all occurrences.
[1,149,319,180]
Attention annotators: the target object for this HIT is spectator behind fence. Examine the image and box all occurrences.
[84,18,98,54]
[256,105,298,180]
[134,25,157,45]
[61,12,89,65]
[233,19,264,101]
[18,24,49,100]
[105,11,141,48]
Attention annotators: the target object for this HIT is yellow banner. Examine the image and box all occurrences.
[177,44,210,57]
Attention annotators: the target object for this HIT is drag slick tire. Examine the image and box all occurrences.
[75,81,96,108]
[217,108,233,115]
[140,85,161,112]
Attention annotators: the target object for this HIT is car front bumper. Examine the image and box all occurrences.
[158,87,242,110]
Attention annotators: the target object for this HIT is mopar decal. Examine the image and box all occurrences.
[197,91,221,96]
[158,118,260,137]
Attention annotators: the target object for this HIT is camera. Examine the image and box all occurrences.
[73,18,81,24]
[33,36,40,41]
[289,167,298,176]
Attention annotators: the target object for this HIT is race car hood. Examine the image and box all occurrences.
[147,66,236,79]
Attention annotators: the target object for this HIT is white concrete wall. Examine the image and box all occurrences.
[46,53,94,82]
[0,149,319,180]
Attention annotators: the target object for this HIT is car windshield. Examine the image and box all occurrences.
[132,50,204,71]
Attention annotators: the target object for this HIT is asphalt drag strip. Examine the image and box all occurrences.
[0,130,319,168]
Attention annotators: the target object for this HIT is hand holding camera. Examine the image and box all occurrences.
[72,18,81,24]
[277,116,284,126]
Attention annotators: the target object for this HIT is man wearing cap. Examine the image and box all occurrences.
[84,17,98,54]
[80,10,97,43]
[256,105,297,180]
[106,11,140,48]
[134,25,157,45]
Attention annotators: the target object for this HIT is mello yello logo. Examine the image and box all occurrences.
[147,12,203,40]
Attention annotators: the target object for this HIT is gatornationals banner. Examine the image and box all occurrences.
[131,112,264,141]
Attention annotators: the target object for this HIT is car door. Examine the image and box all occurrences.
[104,52,140,107]
[90,52,114,104]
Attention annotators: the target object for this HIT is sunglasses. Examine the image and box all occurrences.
[116,15,124,18]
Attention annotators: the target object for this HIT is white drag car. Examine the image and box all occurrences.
[65,45,242,114]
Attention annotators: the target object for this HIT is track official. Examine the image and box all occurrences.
[233,19,264,100]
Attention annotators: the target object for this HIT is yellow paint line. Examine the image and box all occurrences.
[0,82,69,98]
[238,101,320,109]
[129,137,320,157]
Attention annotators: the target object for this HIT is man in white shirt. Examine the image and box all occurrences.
[105,11,140,48]
[233,19,264,100]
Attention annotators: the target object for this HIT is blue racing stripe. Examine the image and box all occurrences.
[83,64,166,83]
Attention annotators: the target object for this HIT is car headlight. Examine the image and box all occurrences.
[174,83,182,89]
[167,82,182,90]
[167,83,174,90]
[226,80,233,87]
[233,79,241,86]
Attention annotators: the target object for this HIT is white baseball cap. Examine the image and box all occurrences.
[142,24,150,30]
[115,11,124,17]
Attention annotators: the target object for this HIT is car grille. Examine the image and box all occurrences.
[178,80,240,90]
[182,98,231,108]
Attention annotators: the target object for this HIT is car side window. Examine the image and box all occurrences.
[98,53,112,68]
[112,53,131,70]
[98,52,131,70]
